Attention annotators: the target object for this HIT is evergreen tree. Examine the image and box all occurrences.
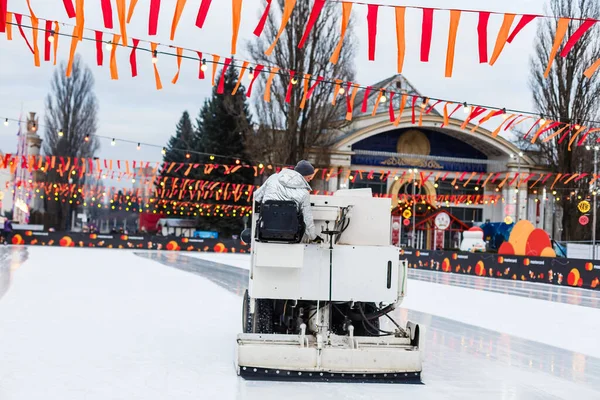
[156,111,196,213]
[192,64,255,237]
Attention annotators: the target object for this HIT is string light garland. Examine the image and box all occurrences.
[3,15,600,130]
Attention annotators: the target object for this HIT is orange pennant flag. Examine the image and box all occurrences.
[442,102,452,126]
[371,90,383,116]
[5,13,12,40]
[264,67,279,102]
[53,22,59,65]
[75,0,85,40]
[110,34,121,80]
[489,14,516,65]
[116,0,128,45]
[25,0,40,66]
[299,73,311,109]
[542,125,568,143]
[231,0,244,54]
[127,0,138,23]
[584,58,600,78]
[544,18,570,78]
[567,125,587,151]
[345,84,359,120]
[393,94,407,126]
[66,26,80,77]
[529,120,550,142]
[445,10,461,77]
[330,2,352,64]
[231,61,249,95]
[331,79,342,105]
[30,17,40,67]
[170,0,187,41]
[395,6,406,73]
[211,54,220,86]
[265,0,296,56]
[171,47,183,84]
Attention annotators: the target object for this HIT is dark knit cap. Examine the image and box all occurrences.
[294,160,315,176]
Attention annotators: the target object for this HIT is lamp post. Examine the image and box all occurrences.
[410,168,418,248]
[510,152,523,221]
[586,145,598,259]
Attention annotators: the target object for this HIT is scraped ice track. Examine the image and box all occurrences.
[0,247,599,399]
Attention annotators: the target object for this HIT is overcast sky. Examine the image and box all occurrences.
[0,0,547,166]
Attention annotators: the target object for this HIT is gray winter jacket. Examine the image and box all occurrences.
[254,168,317,240]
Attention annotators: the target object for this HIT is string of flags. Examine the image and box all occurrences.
[3,153,600,192]
[9,0,595,78]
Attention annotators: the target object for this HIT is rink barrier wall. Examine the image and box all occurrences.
[9,230,250,253]
[402,249,600,290]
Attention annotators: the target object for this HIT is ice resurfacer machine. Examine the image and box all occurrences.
[236,188,423,383]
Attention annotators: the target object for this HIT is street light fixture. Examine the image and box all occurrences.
[587,145,599,259]
[510,152,523,221]
[408,168,418,247]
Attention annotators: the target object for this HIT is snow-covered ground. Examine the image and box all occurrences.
[1,246,599,399]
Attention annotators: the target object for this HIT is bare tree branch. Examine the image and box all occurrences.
[528,0,600,240]
[246,0,356,166]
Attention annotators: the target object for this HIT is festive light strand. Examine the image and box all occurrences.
[3,14,600,132]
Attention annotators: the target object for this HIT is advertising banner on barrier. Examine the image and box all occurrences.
[402,249,600,290]
[10,230,250,253]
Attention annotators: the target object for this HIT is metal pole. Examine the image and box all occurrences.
[516,154,521,221]
[412,169,417,248]
[593,148,598,259]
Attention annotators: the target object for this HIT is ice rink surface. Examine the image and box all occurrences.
[1,246,600,399]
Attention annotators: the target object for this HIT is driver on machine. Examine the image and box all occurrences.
[254,160,323,243]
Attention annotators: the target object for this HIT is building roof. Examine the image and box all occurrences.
[352,74,440,117]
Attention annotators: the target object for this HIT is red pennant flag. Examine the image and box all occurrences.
[95,31,103,66]
[361,86,372,113]
[507,14,537,43]
[285,71,296,103]
[130,38,139,77]
[195,0,212,29]
[44,20,53,61]
[367,4,379,61]
[299,0,325,48]
[388,92,396,122]
[420,8,434,62]
[101,0,113,29]
[0,0,7,33]
[306,76,323,99]
[62,0,76,18]
[411,95,418,124]
[149,0,160,35]
[246,64,264,97]
[477,12,490,63]
[254,0,272,37]
[196,51,205,79]
[14,14,34,54]
[217,58,232,94]
[560,19,596,57]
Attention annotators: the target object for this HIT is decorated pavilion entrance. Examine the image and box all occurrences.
[392,203,470,250]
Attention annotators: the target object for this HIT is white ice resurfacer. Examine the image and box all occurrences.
[236,188,423,383]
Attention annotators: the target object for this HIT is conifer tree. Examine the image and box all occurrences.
[157,111,196,210]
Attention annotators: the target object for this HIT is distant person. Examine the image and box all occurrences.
[254,160,322,243]
[3,219,13,245]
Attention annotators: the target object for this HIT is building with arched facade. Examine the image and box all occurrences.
[308,75,556,248]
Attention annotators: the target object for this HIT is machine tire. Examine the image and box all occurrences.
[252,298,274,334]
[242,289,252,333]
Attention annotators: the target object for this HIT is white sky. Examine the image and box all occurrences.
[0,0,547,167]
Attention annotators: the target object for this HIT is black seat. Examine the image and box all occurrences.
[256,200,304,243]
